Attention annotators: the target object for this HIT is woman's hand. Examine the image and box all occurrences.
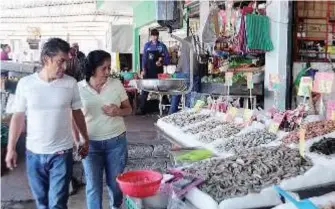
[102,104,120,117]
[78,139,89,159]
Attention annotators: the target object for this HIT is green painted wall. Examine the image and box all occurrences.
[132,1,156,72]
[133,1,156,28]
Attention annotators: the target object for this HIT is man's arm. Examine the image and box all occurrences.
[72,109,89,158]
[142,43,149,71]
[6,79,26,169]
[72,109,89,142]
[162,43,170,65]
[71,114,80,143]
[6,112,25,169]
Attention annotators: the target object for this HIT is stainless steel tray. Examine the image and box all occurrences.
[136,79,188,93]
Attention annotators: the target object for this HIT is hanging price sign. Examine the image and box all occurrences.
[268,112,285,133]
[228,107,238,117]
[225,72,233,86]
[243,109,254,124]
[245,72,254,89]
[269,73,280,91]
[193,100,205,112]
[327,100,335,120]
[299,128,306,158]
[298,77,313,97]
[269,123,280,134]
[313,72,334,94]
[226,107,238,121]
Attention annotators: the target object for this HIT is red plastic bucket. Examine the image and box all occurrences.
[116,170,163,198]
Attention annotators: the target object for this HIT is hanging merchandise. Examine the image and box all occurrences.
[245,13,274,51]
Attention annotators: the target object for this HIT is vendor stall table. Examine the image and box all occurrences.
[124,87,138,115]
[155,123,335,209]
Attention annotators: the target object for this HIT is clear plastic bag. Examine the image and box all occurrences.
[167,194,196,209]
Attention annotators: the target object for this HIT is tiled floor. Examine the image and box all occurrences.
[1,115,171,209]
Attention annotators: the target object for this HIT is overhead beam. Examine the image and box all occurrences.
[0,0,95,9]
[0,24,108,31]
[0,23,110,29]
[0,15,132,24]
[0,35,105,40]
[1,31,106,36]
[1,3,132,18]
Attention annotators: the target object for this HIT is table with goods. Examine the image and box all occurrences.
[152,104,335,209]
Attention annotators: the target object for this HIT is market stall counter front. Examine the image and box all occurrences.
[155,109,335,209]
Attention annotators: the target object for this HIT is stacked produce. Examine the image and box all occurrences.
[310,137,335,156]
[184,120,226,135]
[162,111,211,128]
[197,123,242,143]
[183,146,313,202]
[215,130,277,153]
[283,120,335,144]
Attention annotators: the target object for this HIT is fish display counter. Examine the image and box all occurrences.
[156,109,335,209]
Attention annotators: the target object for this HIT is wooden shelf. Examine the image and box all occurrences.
[297,37,327,41]
[297,16,328,20]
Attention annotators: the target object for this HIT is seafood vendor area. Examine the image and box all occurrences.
[2,1,335,209]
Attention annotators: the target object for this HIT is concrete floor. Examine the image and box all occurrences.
[1,115,171,209]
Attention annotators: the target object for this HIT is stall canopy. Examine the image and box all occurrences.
[0,0,134,54]
[111,25,133,53]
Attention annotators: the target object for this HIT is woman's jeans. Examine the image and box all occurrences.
[26,149,73,209]
[169,72,200,114]
[83,133,128,209]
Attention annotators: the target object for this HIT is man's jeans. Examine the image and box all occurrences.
[26,149,73,209]
[82,133,128,209]
[169,72,200,114]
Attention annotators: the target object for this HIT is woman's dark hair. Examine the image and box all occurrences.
[1,44,9,50]
[40,38,70,66]
[84,50,111,81]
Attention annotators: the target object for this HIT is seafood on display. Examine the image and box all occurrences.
[197,123,242,143]
[283,120,335,144]
[215,130,277,153]
[309,137,335,156]
[321,205,335,209]
[184,120,226,135]
[183,146,313,202]
[161,111,211,127]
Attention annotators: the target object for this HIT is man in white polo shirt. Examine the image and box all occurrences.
[5,38,89,209]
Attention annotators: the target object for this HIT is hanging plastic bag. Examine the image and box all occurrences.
[245,14,274,51]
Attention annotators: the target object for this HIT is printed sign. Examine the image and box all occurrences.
[225,72,233,86]
[313,72,334,94]
[228,107,238,117]
[246,72,254,89]
[269,73,280,91]
[268,112,285,133]
[193,100,205,112]
[225,107,238,121]
[299,128,306,158]
[243,109,253,122]
[298,77,313,97]
[327,100,335,120]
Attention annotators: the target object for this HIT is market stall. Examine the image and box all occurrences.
[135,2,334,208]
[155,105,335,209]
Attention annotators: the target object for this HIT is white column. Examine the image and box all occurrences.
[264,0,289,111]
[199,1,210,42]
[106,22,113,53]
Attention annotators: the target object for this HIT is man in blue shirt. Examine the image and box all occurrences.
[138,29,170,115]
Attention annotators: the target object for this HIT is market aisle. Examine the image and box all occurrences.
[1,115,171,209]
